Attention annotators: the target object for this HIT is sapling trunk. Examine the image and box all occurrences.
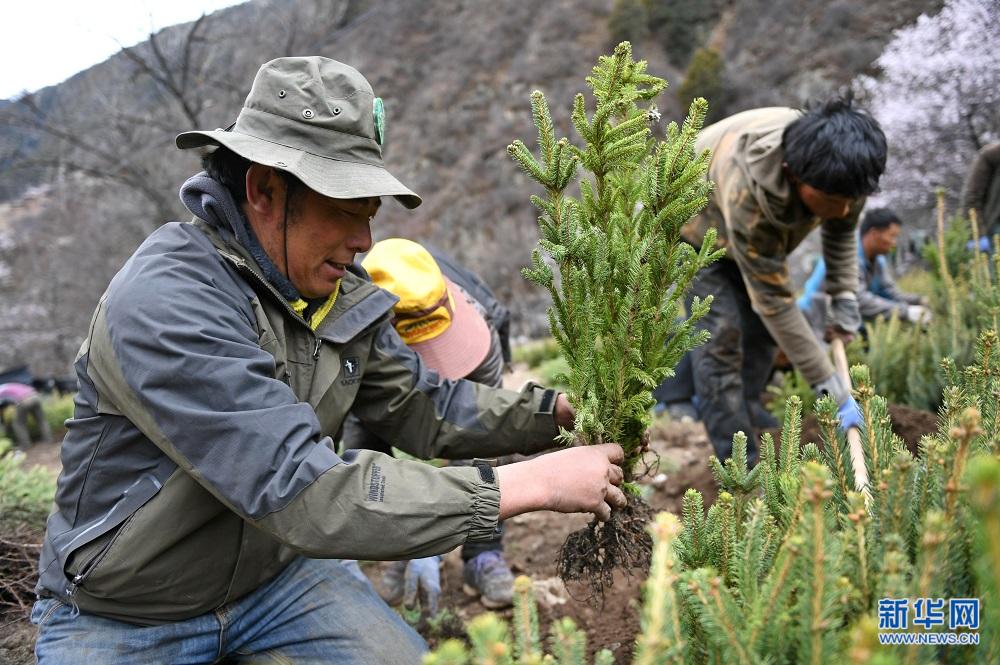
[508,42,721,595]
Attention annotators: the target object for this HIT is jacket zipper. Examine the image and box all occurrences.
[222,254,322,346]
[65,513,136,598]
[66,546,107,597]
[198,219,336,343]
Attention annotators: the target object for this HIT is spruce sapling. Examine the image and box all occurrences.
[507,41,721,596]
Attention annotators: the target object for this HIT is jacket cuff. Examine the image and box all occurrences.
[462,462,502,542]
[519,381,562,454]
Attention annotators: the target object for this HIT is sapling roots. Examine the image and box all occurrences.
[556,493,653,601]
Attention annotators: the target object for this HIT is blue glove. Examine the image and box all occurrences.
[813,374,862,432]
[967,236,992,252]
[837,395,863,432]
[403,556,441,615]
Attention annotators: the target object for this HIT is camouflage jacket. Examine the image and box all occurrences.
[961,142,1000,239]
[681,107,862,385]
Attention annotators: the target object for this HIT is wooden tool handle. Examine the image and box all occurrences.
[831,337,851,385]
[830,337,870,499]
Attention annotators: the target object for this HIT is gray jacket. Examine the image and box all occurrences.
[35,175,560,624]
[961,142,1000,238]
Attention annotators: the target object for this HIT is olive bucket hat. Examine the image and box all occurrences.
[176,56,421,208]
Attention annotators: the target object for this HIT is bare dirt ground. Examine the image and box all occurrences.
[765,403,939,458]
[1,432,61,665]
[402,414,718,664]
[0,371,938,664]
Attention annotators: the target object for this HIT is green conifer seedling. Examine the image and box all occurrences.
[634,512,686,665]
[427,355,1000,662]
[967,455,1000,659]
[512,576,541,661]
[508,41,721,594]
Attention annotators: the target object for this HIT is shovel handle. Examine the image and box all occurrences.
[830,337,871,500]
[831,337,851,385]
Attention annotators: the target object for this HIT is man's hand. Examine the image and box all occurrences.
[837,396,863,431]
[497,443,627,521]
[830,291,861,338]
[905,304,932,325]
[554,392,575,430]
[813,373,861,432]
[401,556,441,615]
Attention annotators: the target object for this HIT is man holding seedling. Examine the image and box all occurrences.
[341,238,518,611]
[680,98,887,464]
[31,57,627,664]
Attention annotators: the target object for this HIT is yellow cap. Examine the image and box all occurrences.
[362,238,492,379]
[363,238,453,344]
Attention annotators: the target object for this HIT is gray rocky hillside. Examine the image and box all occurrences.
[0,0,943,374]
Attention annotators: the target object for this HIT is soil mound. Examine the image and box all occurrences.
[781,403,939,457]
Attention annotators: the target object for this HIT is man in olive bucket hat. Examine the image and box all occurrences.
[32,57,627,663]
[342,238,518,613]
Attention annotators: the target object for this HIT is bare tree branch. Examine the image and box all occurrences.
[119,13,209,128]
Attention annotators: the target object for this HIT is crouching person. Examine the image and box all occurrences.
[341,238,517,611]
[32,57,626,665]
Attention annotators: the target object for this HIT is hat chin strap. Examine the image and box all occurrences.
[282,184,292,289]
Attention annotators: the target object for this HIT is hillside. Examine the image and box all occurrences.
[0,0,944,373]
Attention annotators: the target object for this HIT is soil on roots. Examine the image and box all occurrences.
[556,495,653,601]
[371,416,717,664]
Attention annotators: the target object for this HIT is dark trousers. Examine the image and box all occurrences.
[653,347,695,404]
[687,260,777,463]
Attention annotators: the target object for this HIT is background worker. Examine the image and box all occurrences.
[0,382,51,447]
[798,207,931,332]
[341,237,516,611]
[961,141,1000,251]
[32,56,626,664]
[680,98,887,464]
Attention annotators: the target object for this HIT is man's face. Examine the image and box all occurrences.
[795,182,857,220]
[285,188,379,298]
[866,223,901,257]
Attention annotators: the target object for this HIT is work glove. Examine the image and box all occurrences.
[402,556,442,615]
[904,304,933,325]
[812,373,862,432]
[966,236,992,253]
[837,395,863,431]
[830,291,862,335]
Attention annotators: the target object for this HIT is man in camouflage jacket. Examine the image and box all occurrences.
[680,99,887,463]
[961,141,1000,246]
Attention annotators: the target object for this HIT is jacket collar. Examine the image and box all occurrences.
[191,218,397,343]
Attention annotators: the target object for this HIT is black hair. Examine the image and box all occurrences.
[860,207,902,235]
[782,95,887,199]
[202,145,304,207]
